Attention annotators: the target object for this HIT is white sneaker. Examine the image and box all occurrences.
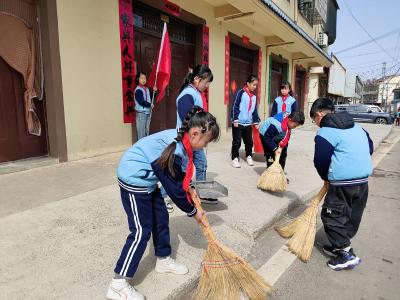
[155,256,188,275]
[246,156,254,166]
[164,198,174,213]
[106,278,145,300]
[232,157,241,168]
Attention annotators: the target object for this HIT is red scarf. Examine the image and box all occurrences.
[200,92,208,112]
[190,84,208,112]
[182,133,194,203]
[281,94,288,113]
[279,116,291,148]
[243,86,254,112]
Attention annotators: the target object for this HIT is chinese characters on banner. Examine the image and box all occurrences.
[202,25,209,109]
[119,0,135,123]
[257,49,262,104]
[224,35,230,105]
[253,48,264,153]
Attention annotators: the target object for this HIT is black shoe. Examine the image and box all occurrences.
[200,198,219,205]
[323,245,339,257]
[327,249,361,271]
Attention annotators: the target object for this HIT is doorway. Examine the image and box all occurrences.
[0,57,48,163]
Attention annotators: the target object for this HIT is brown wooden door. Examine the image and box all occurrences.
[0,57,48,163]
[228,57,253,127]
[134,31,195,132]
[269,60,288,115]
[228,43,255,127]
[295,69,306,112]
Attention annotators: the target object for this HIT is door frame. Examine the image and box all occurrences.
[38,0,68,162]
[294,64,307,112]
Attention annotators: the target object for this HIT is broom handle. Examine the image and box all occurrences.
[189,189,218,243]
[274,152,281,163]
[311,183,329,207]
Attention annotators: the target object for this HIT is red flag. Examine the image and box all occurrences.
[147,22,171,102]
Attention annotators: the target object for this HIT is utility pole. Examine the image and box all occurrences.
[385,78,390,112]
[381,62,386,110]
[361,81,364,104]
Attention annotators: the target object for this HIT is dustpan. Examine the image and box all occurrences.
[194,147,228,199]
[194,180,228,199]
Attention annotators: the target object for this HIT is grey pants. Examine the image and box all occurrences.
[136,112,150,140]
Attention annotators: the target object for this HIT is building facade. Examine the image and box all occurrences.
[343,74,362,103]
[362,75,400,111]
[0,0,337,163]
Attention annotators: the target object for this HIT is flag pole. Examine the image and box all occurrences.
[147,22,166,135]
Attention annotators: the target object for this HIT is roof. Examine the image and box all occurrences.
[259,0,333,64]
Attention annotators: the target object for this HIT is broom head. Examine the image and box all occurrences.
[257,154,286,192]
[189,189,272,300]
[194,241,272,300]
[275,184,328,262]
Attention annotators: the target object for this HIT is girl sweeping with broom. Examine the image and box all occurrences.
[106,107,220,300]
[258,111,305,171]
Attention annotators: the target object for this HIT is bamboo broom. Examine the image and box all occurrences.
[257,152,287,192]
[276,184,328,262]
[189,189,272,300]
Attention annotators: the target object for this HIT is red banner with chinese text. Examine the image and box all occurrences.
[202,25,210,109]
[224,35,230,105]
[253,48,263,153]
[119,0,135,123]
[257,49,262,104]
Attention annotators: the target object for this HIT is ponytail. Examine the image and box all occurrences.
[179,65,214,94]
[179,72,194,94]
[158,106,220,177]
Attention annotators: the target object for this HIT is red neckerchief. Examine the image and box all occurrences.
[281,94,288,112]
[281,115,289,131]
[182,133,194,203]
[243,86,254,112]
[279,116,291,148]
[190,84,208,112]
[138,84,149,101]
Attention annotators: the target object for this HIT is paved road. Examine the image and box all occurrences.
[267,129,400,300]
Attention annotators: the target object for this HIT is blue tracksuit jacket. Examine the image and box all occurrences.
[314,112,373,186]
[117,129,196,215]
[231,88,260,126]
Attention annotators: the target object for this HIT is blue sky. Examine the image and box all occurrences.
[329,0,400,80]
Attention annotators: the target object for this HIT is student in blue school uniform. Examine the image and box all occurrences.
[310,98,373,271]
[271,81,297,116]
[230,75,261,168]
[258,111,305,177]
[175,65,217,204]
[134,72,157,140]
[106,106,220,300]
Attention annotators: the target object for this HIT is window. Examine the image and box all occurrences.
[370,106,383,113]
[356,106,368,113]
[298,0,314,25]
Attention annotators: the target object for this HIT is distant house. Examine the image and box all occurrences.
[392,88,400,112]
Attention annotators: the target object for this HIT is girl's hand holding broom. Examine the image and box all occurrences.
[193,208,206,227]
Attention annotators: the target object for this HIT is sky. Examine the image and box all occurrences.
[329,0,400,81]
